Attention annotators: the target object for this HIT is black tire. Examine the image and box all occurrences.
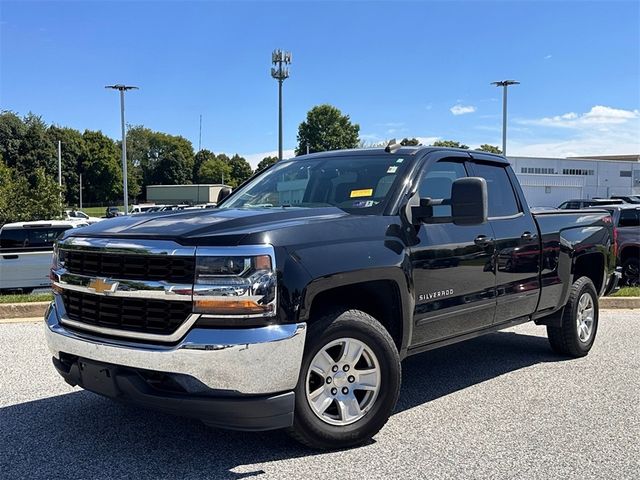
[288,309,401,450]
[21,288,34,295]
[622,257,639,287]
[547,276,599,357]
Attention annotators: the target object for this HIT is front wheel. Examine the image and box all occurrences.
[547,276,599,357]
[289,309,401,449]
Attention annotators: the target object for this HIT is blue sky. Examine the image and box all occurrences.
[1,0,639,167]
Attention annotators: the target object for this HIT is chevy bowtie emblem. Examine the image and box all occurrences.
[88,278,118,294]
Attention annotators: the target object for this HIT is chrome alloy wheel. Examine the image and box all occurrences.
[576,292,595,343]
[305,337,381,426]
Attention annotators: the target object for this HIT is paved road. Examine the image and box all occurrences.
[1,311,638,479]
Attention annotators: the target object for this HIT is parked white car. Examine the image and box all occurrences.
[129,204,157,214]
[64,210,103,224]
[0,220,87,293]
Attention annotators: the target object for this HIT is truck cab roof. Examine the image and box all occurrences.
[292,146,509,164]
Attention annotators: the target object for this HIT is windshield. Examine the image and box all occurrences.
[220,154,410,214]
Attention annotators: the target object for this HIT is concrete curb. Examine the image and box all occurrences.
[0,302,50,320]
[600,296,640,309]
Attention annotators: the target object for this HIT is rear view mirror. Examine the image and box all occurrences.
[451,177,488,225]
[217,187,232,204]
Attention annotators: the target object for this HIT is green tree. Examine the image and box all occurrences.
[0,159,12,223]
[256,155,278,172]
[0,111,27,168]
[126,125,195,193]
[228,154,252,186]
[477,144,502,154]
[81,130,122,204]
[0,160,62,224]
[193,149,216,183]
[432,140,469,149]
[400,138,421,146]
[47,126,86,206]
[296,104,360,155]
[18,113,57,177]
[23,168,64,220]
[199,157,231,184]
[150,146,192,185]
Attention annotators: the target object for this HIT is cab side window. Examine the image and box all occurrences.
[417,160,467,218]
[0,229,27,250]
[471,163,521,218]
[619,209,640,227]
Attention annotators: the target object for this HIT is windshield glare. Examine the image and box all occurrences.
[221,155,409,214]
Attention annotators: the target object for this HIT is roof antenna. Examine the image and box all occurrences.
[385,138,401,153]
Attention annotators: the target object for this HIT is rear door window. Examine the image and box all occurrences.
[470,162,521,218]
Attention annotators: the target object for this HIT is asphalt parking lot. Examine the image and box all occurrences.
[1,310,638,480]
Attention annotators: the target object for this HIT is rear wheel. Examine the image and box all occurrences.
[622,257,639,287]
[547,276,598,357]
[289,309,400,449]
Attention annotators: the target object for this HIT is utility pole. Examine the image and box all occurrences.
[57,141,62,188]
[490,80,519,156]
[79,173,83,209]
[57,140,63,209]
[105,84,138,214]
[271,49,291,161]
[198,114,202,152]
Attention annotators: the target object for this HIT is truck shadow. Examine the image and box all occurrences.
[396,329,565,413]
[1,331,566,479]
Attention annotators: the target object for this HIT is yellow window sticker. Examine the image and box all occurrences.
[350,188,374,198]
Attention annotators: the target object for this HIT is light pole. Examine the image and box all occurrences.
[271,49,291,161]
[105,84,138,214]
[491,80,519,156]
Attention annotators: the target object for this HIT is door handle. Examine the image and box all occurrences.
[2,255,19,260]
[474,235,494,247]
[521,231,535,241]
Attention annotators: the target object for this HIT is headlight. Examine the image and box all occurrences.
[51,243,60,270]
[193,247,277,317]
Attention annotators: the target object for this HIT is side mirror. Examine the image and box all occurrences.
[217,187,232,204]
[451,177,488,225]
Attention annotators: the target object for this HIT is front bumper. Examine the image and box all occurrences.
[44,298,307,430]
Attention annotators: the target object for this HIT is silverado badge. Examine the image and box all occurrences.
[418,289,454,302]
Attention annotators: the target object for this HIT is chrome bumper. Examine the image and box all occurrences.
[44,299,306,395]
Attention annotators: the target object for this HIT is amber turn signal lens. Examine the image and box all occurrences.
[253,255,272,271]
[194,298,273,315]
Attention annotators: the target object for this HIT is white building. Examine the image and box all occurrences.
[146,184,232,204]
[509,154,640,207]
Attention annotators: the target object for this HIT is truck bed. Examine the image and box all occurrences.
[532,209,615,317]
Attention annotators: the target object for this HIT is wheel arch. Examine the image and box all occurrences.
[572,251,605,295]
[298,270,413,358]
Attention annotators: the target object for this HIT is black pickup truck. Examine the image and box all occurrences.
[46,147,619,449]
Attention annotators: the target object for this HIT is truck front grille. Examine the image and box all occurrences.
[61,290,192,335]
[62,250,195,283]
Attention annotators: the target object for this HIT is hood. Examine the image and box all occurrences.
[66,207,350,245]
